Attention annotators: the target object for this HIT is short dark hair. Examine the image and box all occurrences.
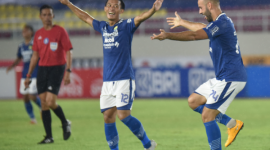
[105,0,125,10]
[40,4,54,14]
[24,24,34,37]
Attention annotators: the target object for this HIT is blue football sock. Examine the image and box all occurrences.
[194,104,205,114]
[24,101,35,119]
[34,96,42,109]
[105,123,119,150]
[121,115,151,149]
[215,113,232,126]
[204,120,222,150]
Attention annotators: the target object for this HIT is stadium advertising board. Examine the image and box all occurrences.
[16,68,103,99]
[14,66,270,99]
[134,67,247,98]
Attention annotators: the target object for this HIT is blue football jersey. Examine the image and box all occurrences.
[93,18,138,81]
[17,40,38,78]
[203,13,247,82]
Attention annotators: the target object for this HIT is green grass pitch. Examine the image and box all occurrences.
[0,99,270,150]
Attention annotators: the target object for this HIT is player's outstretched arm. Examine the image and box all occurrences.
[59,0,95,27]
[25,51,39,88]
[6,58,21,73]
[151,29,208,41]
[167,12,207,31]
[134,0,164,27]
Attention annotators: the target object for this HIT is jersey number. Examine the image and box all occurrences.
[121,94,128,103]
[209,90,219,102]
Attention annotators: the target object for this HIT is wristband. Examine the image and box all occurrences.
[66,69,72,73]
[26,74,31,78]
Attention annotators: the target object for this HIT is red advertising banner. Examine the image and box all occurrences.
[15,68,103,99]
[58,68,103,98]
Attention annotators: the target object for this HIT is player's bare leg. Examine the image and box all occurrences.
[189,93,243,147]
[202,107,222,150]
[103,107,117,123]
[188,93,207,110]
[23,94,37,124]
[118,110,156,150]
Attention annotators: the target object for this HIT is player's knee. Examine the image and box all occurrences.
[103,111,116,123]
[188,96,198,109]
[23,99,30,103]
[46,100,57,109]
[29,95,37,101]
[103,114,116,123]
[41,101,49,110]
[117,113,129,120]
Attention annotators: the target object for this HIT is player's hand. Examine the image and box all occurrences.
[167,11,183,29]
[64,72,71,85]
[6,66,12,74]
[24,78,31,89]
[59,0,70,5]
[151,29,167,41]
[153,0,164,12]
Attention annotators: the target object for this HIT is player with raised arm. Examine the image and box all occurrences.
[152,0,246,149]
[6,25,41,124]
[25,5,73,144]
[59,0,163,149]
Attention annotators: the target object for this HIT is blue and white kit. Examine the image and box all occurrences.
[17,40,39,95]
[195,13,247,113]
[93,18,138,112]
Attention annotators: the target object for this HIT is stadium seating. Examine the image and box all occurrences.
[0,3,270,38]
[0,4,167,31]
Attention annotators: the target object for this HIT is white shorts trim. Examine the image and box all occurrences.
[195,78,246,113]
[100,79,136,112]
[20,78,38,95]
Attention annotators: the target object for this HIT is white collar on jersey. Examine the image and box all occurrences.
[216,13,226,21]
[106,19,124,26]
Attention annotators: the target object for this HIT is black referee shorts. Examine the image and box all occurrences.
[37,65,65,95]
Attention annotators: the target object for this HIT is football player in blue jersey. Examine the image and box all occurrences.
[151,0,247,149]
[6,25,41,124]
[59,0,163,149]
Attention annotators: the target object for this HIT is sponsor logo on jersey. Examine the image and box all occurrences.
[102,25,119,49]
[21,50,33,62]
[28,45,32,50]
[127,18,132,23]
[50,42,58,51]
[105,38,114,43]
[210,26,219,36]
[103,31,118,37]
[44,38,49,44]
[38,36,42,40]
